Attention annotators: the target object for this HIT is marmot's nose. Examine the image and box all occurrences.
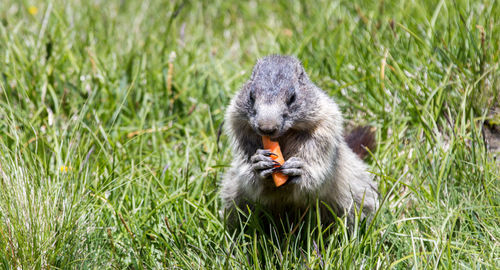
[256,104,280,135]
[258,126,278,135]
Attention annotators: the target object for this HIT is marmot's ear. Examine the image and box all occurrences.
[296,64,307,85]
[250,59,263,81]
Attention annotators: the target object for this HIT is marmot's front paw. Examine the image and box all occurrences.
[251,149,281,179]
[279,157,304,177]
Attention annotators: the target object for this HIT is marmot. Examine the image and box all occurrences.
[220,55,379,230]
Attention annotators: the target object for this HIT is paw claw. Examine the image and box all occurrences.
[251,149,280,180]
[279,157,304,177]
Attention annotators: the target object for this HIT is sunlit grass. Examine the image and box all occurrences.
[0,0,498,268]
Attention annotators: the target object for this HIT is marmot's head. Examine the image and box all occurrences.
[234,55,317,138]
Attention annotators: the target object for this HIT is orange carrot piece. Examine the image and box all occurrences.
[262,136,288,187]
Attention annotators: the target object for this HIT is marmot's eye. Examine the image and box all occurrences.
[287,92,296,106]
[249,91,255,105]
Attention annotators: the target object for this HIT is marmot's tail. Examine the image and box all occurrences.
[345,126,376,159]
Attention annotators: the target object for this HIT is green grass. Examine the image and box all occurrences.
[0,0,499,268]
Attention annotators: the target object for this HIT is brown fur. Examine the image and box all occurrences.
[345,126,376,159]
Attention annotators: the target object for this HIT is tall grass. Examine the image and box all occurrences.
[0,0,498,268]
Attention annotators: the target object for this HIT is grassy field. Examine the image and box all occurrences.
[0,0,499,268]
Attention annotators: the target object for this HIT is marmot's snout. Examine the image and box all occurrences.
[257,123,278,136]
[256,116,280,136]
[255,104,282,137]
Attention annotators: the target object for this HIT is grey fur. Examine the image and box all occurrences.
[220,55,379,229]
